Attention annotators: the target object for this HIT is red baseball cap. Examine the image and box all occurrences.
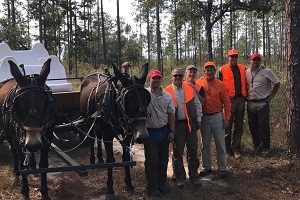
[250,53,262,60]
[204,61,216,69]
[228,49,239,57]
[148,70,162,78]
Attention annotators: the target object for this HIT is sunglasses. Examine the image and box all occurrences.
[173,74,183,78]
[252,59,261,62]
[230,55,238,58]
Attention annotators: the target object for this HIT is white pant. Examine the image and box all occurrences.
[200,112,227,171]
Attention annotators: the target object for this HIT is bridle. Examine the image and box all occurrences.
[116,84,149,128]
[89,74,149,135]
[3,75,56,147]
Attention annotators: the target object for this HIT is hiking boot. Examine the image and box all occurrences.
[159,184,171,194]
[190,177,202,186]
[176,180,185,189]
[226,148,234,157]
[199,169,212,177]
[261,149,270,155]
[149,190,162,198]
[213,171,228,180]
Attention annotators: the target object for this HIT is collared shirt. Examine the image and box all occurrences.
[173,84,202,122]
[196,77,231,120]
[146,87,175,128]
[246,66,279,100]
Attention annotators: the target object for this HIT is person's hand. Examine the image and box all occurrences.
[168,131,174,143]
[224,120,230,129]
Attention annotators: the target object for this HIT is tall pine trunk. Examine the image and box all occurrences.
[286,0,300,153]
[100,0,107,65]
[156,3,162,71]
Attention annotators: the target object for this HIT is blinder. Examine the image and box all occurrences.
[4,75,57,146]
[117,84,151,121]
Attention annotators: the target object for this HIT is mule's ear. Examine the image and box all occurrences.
[138,63,149,85]
[112,63,130,85]
[39,59,51,84]
[9,60,23,82]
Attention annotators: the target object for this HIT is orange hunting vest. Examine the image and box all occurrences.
[164,82,196,132]
[220,63,247,98]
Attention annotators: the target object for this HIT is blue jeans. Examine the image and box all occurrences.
[144,126,169,192]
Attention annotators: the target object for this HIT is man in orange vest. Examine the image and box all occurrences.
[164,68,202,188]
[218,49,247,158]
[184,65,205,104]
[196,61,231,179]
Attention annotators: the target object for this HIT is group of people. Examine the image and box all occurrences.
[123,49,280,198]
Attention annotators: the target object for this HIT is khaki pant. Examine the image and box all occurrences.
[173,120,199,182]
[201,112,227,171]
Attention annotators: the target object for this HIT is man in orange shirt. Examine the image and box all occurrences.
[196,61,231,179]
[218,50,247,158]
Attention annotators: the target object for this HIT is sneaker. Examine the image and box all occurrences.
[176,180,185,189]
[159,184,171,194]
[199,169,212,177]
[190,177,202,186]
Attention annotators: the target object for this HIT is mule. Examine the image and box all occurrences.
[80,63,151,194]
[0,59,57,200]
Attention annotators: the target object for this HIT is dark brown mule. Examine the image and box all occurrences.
[80,63,151,194]
[0,59,57,200]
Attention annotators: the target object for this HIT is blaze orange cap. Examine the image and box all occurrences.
[204,61,216,69]
[228,49,239,57]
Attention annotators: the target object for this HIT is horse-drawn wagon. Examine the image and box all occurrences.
[0,42,151,199]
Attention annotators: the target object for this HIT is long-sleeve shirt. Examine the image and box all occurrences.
[173,84,203,122]
[196,77,231,120]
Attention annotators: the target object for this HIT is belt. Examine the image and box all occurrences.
[203,112,220,116]
[247,99,266,103]
[148,124,168,131]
